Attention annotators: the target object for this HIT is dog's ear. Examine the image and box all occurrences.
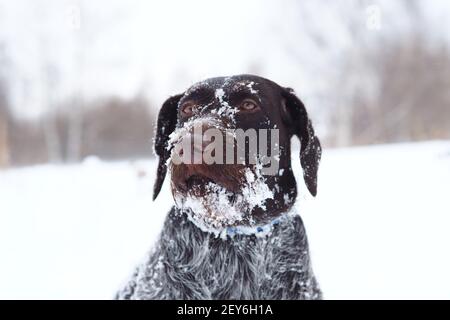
[153,93,183,200]
[281,88,322,196]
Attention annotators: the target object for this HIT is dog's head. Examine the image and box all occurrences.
[153,75,321,233]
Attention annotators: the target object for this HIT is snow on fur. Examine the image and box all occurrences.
[174,166,274,237]
[115,207,322,300]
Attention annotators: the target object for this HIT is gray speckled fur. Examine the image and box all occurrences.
[116,207,321,300]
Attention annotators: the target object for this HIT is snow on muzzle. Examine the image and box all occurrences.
[167,117,276,233]
[168,117,246,194]
[168,117,280,175]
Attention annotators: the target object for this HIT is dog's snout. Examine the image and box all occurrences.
[174,119,226,158]
[177,133,209,157]
[193,133,210,154]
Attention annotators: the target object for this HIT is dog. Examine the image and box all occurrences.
[116,74,322,300]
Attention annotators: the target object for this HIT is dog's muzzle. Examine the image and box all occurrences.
[169,118,244,194]
[167,117,274,233]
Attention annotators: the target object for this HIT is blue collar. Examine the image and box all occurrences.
[224,217,282,238]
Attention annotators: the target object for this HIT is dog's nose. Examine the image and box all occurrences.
[192,133,210,154]
[177,133,208,156]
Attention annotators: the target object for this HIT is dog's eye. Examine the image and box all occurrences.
[239,99,259,112]
[181,102,196,117]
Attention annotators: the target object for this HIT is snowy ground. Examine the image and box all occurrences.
[0,141,449,299]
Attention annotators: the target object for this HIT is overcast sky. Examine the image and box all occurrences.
[1,0,449,118]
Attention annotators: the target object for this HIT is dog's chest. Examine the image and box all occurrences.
[121,208,321,300]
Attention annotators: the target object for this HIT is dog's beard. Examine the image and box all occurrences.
[171,165,274,234]
[168,116,275,234]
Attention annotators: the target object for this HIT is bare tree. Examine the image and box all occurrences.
[0,100,9,169]
[41,62,63,163]
[341,0,450,145]
[353,35,450,144]
[0,42,10,168]
[81,95,155,160]
[280,0,375,147]
[66,2,84,163]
